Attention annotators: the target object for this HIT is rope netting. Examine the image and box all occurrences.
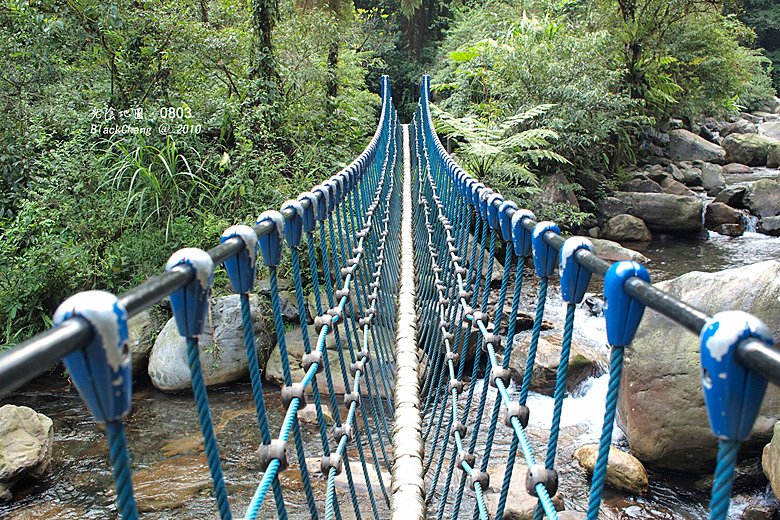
[409,75,777,520]
[1,75,779,520]
[39,76,402,520]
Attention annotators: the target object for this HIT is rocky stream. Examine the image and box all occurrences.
[2,102,780,519]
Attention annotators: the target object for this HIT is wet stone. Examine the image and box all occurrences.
[132,455,211,512]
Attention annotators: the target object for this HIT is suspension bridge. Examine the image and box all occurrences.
[0,75,778,519]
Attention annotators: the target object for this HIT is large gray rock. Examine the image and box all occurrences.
[0,405,53,501]
[507,334,606,395]
[722,133,778,166]
[698,162,725,195]
[744,179,780,218]
[714,185,748,209]
[148,294,275,392]
[595,197,629,224]
[128,309,159,376]
[590,238,650,264]
[762,422,780,500]
[676,161,703,186]
[659,176,694,196]
[758,216,780,236]
[573,444,649,495]
[536,172,580,209]
[759,121,780,141]
[623,177,663,193]
[668,129,726,164]
[721,119,758,137]
[600,214,652,242]
[722,163,753,175]
[614,192,704,237]
[769,146,780,168]
[618,261,780,472]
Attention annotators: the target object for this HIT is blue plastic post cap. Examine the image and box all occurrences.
[312,184,329,220]
[511,209,536,257]
[324,180,337,211]
[700,311,773,441]
[281,199,304,248]
[487,193,503,229]
[298,191,317,233]
[603,261,650,347]
[472,182,484,207]
[532,221,560,278]
[559,237,594,304]
[256,210,284,267]
[53,291,132,422]
[499,201,518,242]
[464,178,477,204]
[165,248,214,338]
[220,225,258,294]
[479,188,493,222]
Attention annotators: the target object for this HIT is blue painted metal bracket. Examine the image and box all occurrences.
[53,291,132,422]
[700,311,774,441]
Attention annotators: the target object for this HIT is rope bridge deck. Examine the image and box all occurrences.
[0,75,778,520]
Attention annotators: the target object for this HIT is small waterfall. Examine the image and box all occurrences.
[740,212,758,233]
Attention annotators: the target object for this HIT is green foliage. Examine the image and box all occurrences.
[0,0,382,349]
[432,102,567,199]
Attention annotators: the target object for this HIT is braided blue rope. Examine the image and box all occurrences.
[708,440,741,520]
[585,346,626,520]
[532,303,576,520]
[239,293,287,518]
[185,336,232,520]
[520,277,549,405]
[268,267,319,520]
[105,420,138,520]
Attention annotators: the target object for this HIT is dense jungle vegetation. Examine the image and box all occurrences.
[0,0,777,347]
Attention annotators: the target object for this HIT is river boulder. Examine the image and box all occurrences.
[573,444,649,495]
[721,162,753,175]
[600,214,652,242]
[722,133,779,166]
[721,119,758,137]
[744,179,780,218]
[758,216,780,237]
[623,177,663,193]
[617,261,780,472]
[590,238,650,264]
[507,334,606,395]
[714,185,747,209]
[759,121,780,141]
[668,129,726,164]
[762,422,780,500]
[614,192,704,237]
[658,177,694,196]
[704,202,742,230]
[0,405,53,501]
[128,309,160,377]
[698,162,725,195]
[148,294,276,392]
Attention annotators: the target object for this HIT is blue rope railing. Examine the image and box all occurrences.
[16,75,401,520]
[2,73,780,520]
[411,74,778,520]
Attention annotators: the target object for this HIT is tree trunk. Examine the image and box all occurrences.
[252,0,277,82]
[199,0,208,24]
